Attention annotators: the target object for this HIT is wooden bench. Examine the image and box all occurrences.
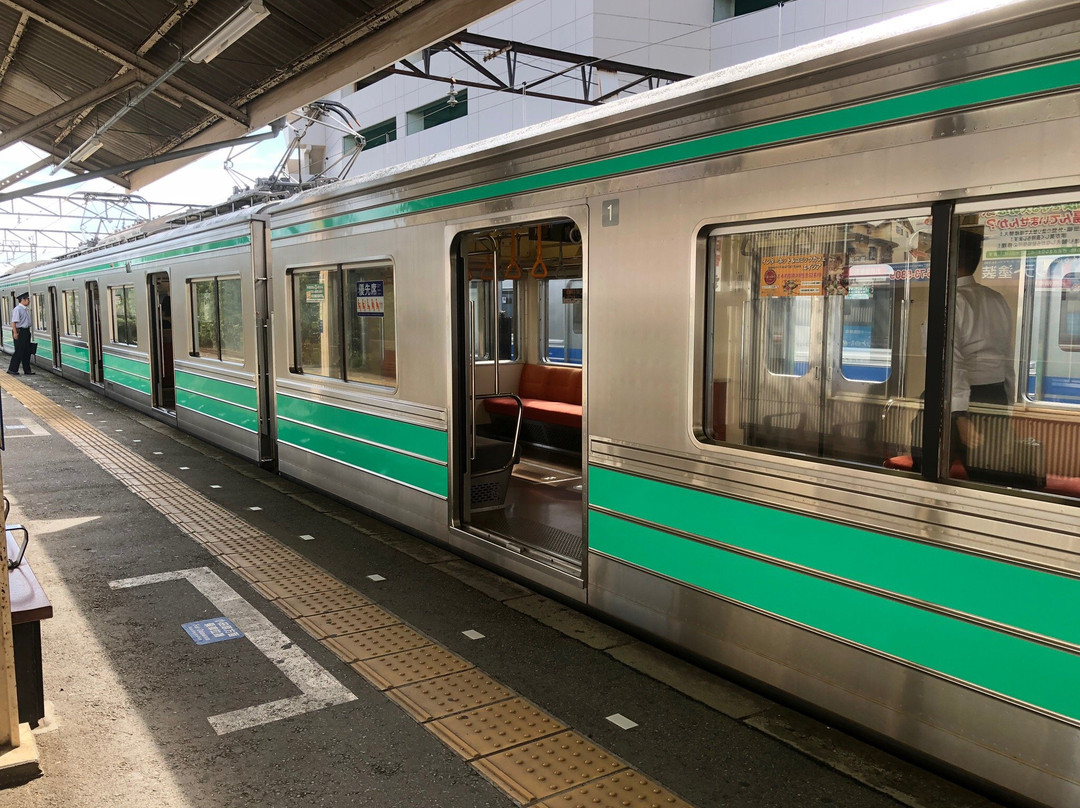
[8,531,52,727]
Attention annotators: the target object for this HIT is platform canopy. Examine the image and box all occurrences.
[0,0,516,191]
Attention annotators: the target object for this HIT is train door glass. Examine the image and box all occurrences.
[706,213,930,465]
[86,282,104,384]
[455,219,585,573]
[47,287,61,368]
[148,272,175,411]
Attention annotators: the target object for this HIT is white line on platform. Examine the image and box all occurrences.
[109,567,356,734]
[249,506,262,511]
[300,534,315,541]
[462,630,485,640]
[366,574,385,582]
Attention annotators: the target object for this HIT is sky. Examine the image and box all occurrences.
[0,132,286,268]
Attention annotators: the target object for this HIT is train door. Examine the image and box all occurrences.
[47,287,61,369]
[452,218,586,578]
[86,281,104,384]
[147,272,175,411]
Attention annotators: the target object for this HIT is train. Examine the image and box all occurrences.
[3,1,1080,804]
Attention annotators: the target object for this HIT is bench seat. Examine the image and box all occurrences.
[484,363,582,430]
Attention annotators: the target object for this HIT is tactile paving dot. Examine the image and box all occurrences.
[387,668,516,722]
[427,697,566,759]
[295,604,399,639]
[323,624,431,662]
[472,730,626,804]
[350,645,473,690]
[274,588,371,618]
[250,573,344,601]
[536,770,695,808]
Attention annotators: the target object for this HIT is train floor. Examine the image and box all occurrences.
[0,371,1005,808]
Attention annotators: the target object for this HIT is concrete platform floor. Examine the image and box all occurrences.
[0,372,1005,808]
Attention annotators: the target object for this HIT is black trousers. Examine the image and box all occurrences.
[8,328,31,374]
[910,381,1009,470]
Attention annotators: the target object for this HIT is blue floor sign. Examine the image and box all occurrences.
[183,617,244,645]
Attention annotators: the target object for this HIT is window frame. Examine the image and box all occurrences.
[538,275,583,367]
[289,259,397,390]
[62,289,82,337]
[31,293,47,333]
[188,275,244,363]
[108,284,137,346]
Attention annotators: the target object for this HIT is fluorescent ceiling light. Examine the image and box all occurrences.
[70,136,103,163]
[186,0,269,64]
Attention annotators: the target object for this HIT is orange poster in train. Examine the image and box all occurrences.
[760,254,824,297]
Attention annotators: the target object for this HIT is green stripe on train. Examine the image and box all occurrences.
[588,508,1080,721]
[272,57,1080,239]
[10,235,252,286]
[177,389,258,431]
[61,344,90,372]
[175,370,257,410]
[276,417,447,497]
[588,466,1080,648]
[33,336,52,361]
[276,394,447,463]
[103,353,150,395]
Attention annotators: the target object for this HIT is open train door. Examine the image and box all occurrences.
[450,216,587,590]
[147,272,175,412]
[85,281,104,385]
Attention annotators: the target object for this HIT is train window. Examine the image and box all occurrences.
[540,276,582,365]
[953,204,1080,496]
[705,214,929,467]
[109,285,137,345]
[62,290,82,337]
[344,263,396,387]
[190,276,243,362]
[469,278,519,363]
[292,268,343,379]
[1057,269,1080,350]
[32,293,46,332]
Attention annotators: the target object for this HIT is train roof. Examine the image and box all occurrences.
[270,0,1053,217]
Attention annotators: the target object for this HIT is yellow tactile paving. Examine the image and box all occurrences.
[536,770,696,808]
[427,697,566,760]
[1,376,703,808]
[473,731,627,804]
[387,669,516,722]
[274,588,371,619]
[294,604,400,639]
[350,645,474,690]
[322,624,432,662]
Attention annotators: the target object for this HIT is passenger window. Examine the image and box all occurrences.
[109,285,137,345]
[1057,268,1080,350]
[962,203,1080,495]
[189,276,243,362]
[63,289,82,337]
[705,214,929,467]
[469,278,518,362]
[345,263,396,387]
[541,276,582,365]
[32,294,47,332]
[292,268,342,379]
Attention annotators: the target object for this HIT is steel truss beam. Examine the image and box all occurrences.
[381,29,691,106]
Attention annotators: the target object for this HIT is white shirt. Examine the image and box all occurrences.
[952,274,1015,412]
[11,301,30,330]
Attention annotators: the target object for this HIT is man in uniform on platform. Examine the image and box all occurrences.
[8,291,34,375]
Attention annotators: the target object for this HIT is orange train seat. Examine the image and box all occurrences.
[484,363,582,429]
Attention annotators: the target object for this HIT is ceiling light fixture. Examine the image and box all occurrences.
[69,137,104,163]
[186,0,270,64]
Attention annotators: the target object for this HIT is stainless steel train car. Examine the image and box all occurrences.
[4,1,1080,804]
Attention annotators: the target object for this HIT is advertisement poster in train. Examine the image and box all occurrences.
[980,204,1080,260]
[759,254,824,297]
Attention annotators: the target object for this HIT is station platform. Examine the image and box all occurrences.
[0,372,1005,808]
